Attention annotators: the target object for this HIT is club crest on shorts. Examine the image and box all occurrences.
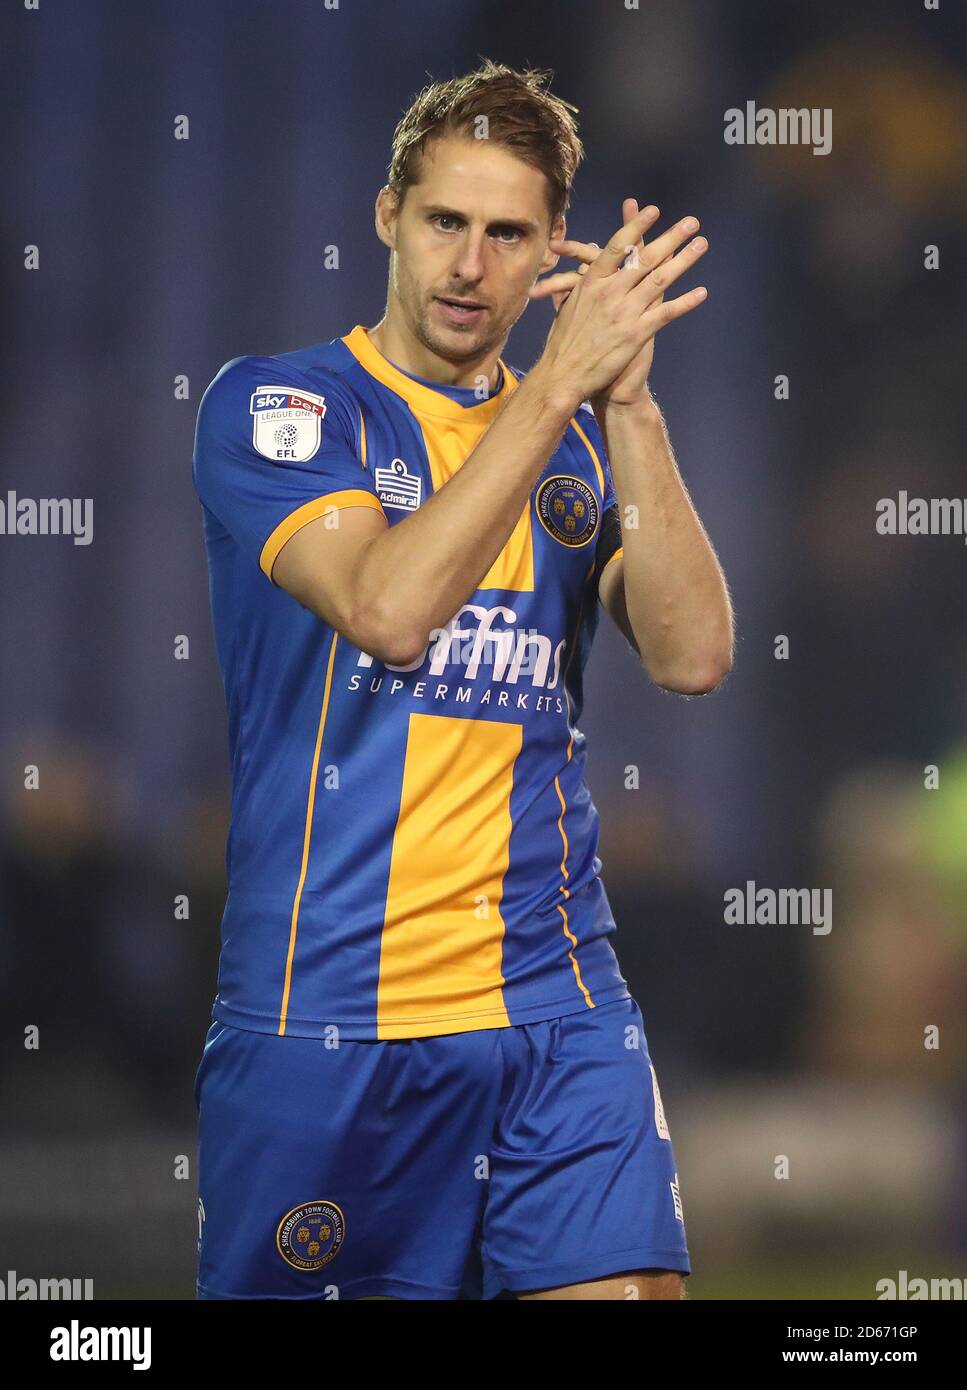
[276,1200,346,1271]
[536,475,599,547]
[250,385,327,462]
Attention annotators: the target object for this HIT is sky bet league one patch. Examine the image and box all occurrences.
[251,385,327,463]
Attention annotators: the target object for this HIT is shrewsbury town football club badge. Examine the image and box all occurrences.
[250,385,327,462]
[533,475,600,544]
[535,475,599,547]
[276,1200,346,1271]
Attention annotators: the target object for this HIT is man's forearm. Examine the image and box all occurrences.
[595,395,733,691]
[353,362,579,662]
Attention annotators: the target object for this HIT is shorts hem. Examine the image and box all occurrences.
[197,1274,463,1301]
[485,1246,691,1300]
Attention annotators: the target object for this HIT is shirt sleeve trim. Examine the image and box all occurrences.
[259,490,385,580]
[598,545,624,583]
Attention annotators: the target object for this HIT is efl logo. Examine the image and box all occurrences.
[251,385,327,462]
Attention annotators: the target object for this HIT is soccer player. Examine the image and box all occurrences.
[192,59,733,1301]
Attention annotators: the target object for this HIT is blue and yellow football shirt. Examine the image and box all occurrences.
[192,325,629,1040]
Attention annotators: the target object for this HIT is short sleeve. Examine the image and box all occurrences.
[576,402,623,595]
[192,356,386,582]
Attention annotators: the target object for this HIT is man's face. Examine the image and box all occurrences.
[375,133,564,365]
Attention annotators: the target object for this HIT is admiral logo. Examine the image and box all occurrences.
[251,384,327,462]
[375,457,422,511]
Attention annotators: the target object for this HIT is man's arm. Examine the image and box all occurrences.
[597,549,636,652]
[595,396,733,694]
[533,199,731,694]
[273,203,705,666]
[272,363,576,666]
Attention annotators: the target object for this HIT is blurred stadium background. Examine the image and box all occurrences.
[2,0,966,1299]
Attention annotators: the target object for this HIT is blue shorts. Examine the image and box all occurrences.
[194,996,690,1299]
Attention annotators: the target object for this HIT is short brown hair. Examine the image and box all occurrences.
[387,58,584,227]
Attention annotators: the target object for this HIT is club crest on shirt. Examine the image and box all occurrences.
[250,385,327,462]
[375,457,423,511]
[535,475,599,547]
[276,1200,346,1271]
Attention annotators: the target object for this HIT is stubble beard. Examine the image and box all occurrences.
[396,258,515,368]
[410,287,508,366]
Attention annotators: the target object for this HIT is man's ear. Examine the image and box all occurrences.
[374,185,399,251]
[538,214,566,275]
